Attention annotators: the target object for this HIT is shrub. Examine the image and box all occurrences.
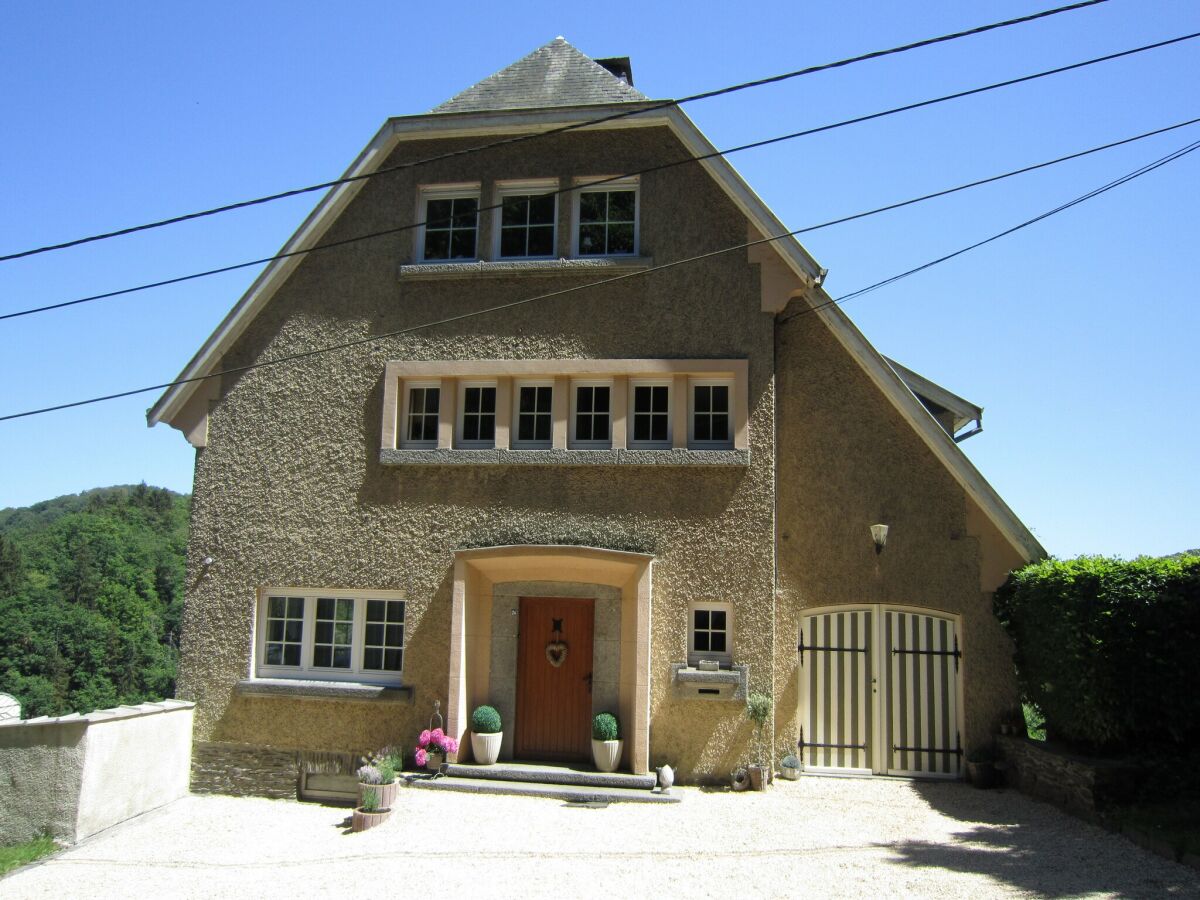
[592,711,619,742]
[781,754,800,769]
[360,788,379,813]
[471,704,502,734]
[994,554,1200,752]
[377,760,396,784]
[746,692,771,730]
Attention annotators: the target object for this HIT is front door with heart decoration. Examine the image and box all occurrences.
[514,596,595,762]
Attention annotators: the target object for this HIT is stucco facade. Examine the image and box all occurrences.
[156,39,1041,792]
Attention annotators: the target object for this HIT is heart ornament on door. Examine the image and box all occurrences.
[545,641,568,667]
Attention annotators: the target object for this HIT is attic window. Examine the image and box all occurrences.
[574,178,638,257]
[419,185,480,262]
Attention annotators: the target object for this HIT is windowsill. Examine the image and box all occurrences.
[398,256,654,280]
[671,663,749,701]
[380,448,750,467]
[236,678,414,702]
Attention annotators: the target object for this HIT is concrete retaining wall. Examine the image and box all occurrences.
[0,700,194,844]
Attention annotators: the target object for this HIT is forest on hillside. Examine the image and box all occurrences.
[0,485,189,719]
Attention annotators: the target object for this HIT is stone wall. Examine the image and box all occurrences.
[997,735,1140,821]
[191,740,359,800]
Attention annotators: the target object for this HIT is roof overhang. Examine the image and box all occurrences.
[146,100,1043,563]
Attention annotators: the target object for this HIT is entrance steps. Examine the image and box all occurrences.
[409,760,679,804]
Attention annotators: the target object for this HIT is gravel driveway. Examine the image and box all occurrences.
[5,777,1198,898]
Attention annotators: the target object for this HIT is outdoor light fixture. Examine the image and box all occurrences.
[870,524,889,555]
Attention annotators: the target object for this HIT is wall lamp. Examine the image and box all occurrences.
[870,524,889,555]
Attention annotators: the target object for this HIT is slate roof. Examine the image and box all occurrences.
[432,37,649,114]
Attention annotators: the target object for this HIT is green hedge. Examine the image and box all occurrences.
[994,554,1200,752]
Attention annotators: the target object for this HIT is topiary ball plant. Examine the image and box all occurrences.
[592,711,620,742]
[471,704,503,734]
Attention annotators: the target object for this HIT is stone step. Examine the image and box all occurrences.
[444,761,657,791]
[411,774,680,804]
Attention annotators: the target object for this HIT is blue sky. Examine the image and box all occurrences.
[0,1,1196,558]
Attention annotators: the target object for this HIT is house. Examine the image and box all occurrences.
[148,38,1042,795]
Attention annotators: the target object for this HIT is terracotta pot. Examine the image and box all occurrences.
[358,780,399,811]
[471,731,503,765]
[591,739,622,773]
[351,807,391,833]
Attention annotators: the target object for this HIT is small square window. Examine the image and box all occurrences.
[689,379,733,448]
[419,187,480,262]
[629,379,671,448]
[689,602,732,666]
[513,382,553,449]
[570,381,612,448]
[574,181,638,257]
[458,382,497,447]
[498,187,557,259]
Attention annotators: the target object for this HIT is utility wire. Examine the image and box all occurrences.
[0,0,1110,263]
[5,32,1196,323]
[2,129,1194,424]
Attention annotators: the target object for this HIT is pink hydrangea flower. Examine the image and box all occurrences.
[446,738,459,754]
[430,728,445,742]
[415,748,428,767]
[418,729,432,747]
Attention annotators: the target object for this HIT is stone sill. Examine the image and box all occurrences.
[671,663,748,701]
[398,256,654,280]
[380,448,749,467]
[236,678,414,702]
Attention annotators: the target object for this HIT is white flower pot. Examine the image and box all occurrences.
[471,731,502,765]
[591,738,622,773]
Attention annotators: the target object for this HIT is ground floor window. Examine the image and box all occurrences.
[688,601,732,667]
[256,589,406,683]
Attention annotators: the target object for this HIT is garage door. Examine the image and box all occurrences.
[798,606,961,778]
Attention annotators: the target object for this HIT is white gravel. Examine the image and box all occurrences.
[5,777,1198,899]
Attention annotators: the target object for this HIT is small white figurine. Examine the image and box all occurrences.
[657,763,675,793]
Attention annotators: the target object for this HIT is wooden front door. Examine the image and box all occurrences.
[515,596,595,761]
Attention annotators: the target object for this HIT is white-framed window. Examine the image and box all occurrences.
[689,601,732,667]
[573,178,638,257]
[496,181,557,259]
[418,184,480,262]
[256,589,406,683]
[689,378,734,448]
[570,380,613,448]
[457,381,497,448]
[629,378,671,448]
[400,381,441,448]
[513,380,553,449]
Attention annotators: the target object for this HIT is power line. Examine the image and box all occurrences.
[0,0,1110,264]
[2,129,1194,425]
[6,32,1196,323]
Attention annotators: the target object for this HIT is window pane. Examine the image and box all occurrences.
[366,623,383,645]
[388,602,404,623]
[593,417,609,441]
[384,649,403,671]
[712,611,727,629]
[463,417,479,441]
[695,610,710,630]
[465,389,480,413]
[518,417,534,441]
[315,622,332,644]
[424,389,440,414]
[317,597,333,619]
[651,417,668,442]
[367,599,384,621]
[479,416,495,441]
[426,199,452,226]
[333,647,352,668]
[579,192,605,222]
[577,415,593,441]
[695,417,711,442]
[364,648,382,670]
[333,622,352,644]
[652,386,668,411]
[711,633,727,652]
[385,625,403,646]
[452,197,478,224]
[283,645,301,666]
[536,387,552,412]
[695,633,710,651]
[266,644,282,665]
[608,224,634,254]
[712,385,729,411]
[634,417,650,442]
[578,224,605,255]
[634,386,651,413]
[424,230,449,259]
[519,386,536,413]
[268,620,283,642]
[313,646,331,668]
[480,388,496,414]
[500,228,525,257]
[695,386,711,413]
[593,387,610,412]
[450,230,476,259]
[609,190,635,221]
[285,621,303,642]
[711,414,729,440]
[529,194,555,224]
[535,416,551,441]
[268,596,285,618]
[501,195,526,227]
[525,225,553,255]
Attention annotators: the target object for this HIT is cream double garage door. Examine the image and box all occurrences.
[798,606,962,778]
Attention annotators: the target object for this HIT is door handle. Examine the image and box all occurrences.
[584,672,593,694]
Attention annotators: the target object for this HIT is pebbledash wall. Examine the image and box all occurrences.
[0,701,194,844]
[178,124,779,788]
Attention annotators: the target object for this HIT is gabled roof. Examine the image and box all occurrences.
[431,37,647,113]
[146,41,1044,565]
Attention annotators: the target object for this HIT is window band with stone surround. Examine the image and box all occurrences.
[382,359,748,463]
